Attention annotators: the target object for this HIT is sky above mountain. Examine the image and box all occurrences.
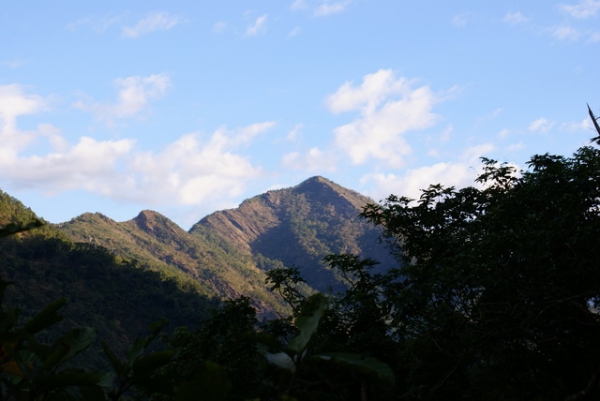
[1,1,598,228]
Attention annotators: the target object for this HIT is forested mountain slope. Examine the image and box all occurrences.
[59,210,285,315]
[57,176,394,313]
[191,176,395,292]
[0,190,217,363]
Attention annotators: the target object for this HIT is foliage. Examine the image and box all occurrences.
[346,105,600,399]
[0,208,217,367]
[160,297,272,401]
[0,222,235,401]
[262,270,395,400]
[0,284,110,399]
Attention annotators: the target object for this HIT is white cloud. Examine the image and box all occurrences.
[66,14,125,33]
[561,117,593,131]
[0,84,48,157]
[73,74,171,123]
[0,137,135,194]
[282,147,337,172]
[0,88,134,194]
[326,69,442,167]
[291,0,308,10]
[0,84,46,130]
[287,124,303,141]
[560,0,600,18]
[291,0,353,17]
[362,164,475,202]
[360,144,495,202]
[245,14,268,36]
[0,84,277,211]
[551,25,581,40]
[529,117,554,132]
[122,12,182,38]
[314,1,352,17]
[37,123,69,152]
[503,11,529,25]
[124,123,275,205]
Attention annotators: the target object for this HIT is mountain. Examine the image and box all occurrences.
[0,176,395,364]
[191,176,394,292]
[57,176,395,315]
[0,190,217,365]
[58,210,286,315]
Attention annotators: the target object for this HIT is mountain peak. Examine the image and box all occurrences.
[135,209,162,221]
[293,176,373,211]
[300,175,332,184]
[296,176,338,189]
[132,210,181,236]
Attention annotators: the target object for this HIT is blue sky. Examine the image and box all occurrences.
[1,1,599,229]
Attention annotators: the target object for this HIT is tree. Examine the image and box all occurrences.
[353,105,600,399]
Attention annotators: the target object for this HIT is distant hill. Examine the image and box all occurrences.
[56,176,395,314]
[191,176,394,292]
[0,190,217,365]
[1,177,395,328]
[58,210,286,315]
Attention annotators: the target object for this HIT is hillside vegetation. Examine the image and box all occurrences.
[57,176,394,315]
[0,190,217,363]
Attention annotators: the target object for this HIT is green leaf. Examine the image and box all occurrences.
[264,351,296,373]
[22,298,67,335]
[588,103,600,138]
[102,340,127,377]
[11,349,37,377]
[33,370,114,389]
[126,319,167,366]
[314,353,395,384]
[126,337,147,365]
[40,327,96,372]
[174,361,231,401]
[132,350,174,376]
[21,332,51,360]
[288,294,328,354]
[132,375,174,395]
[67,384,107,401]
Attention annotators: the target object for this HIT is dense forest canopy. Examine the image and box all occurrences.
[0,106,599,400]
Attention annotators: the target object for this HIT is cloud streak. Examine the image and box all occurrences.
[529,117,554,132]
[560,0,600,18]
[73,74,171,123]
[245,14,268,36]
[314,1,353,17]
[122,12,182,38]
[503,11,529,25]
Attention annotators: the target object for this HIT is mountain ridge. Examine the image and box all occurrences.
[51,176,394,314]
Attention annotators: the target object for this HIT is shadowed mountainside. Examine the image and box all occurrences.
[191,176,395,292]
[57,176,395,314]
[0,190,217,365]
[58,210,284,315]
